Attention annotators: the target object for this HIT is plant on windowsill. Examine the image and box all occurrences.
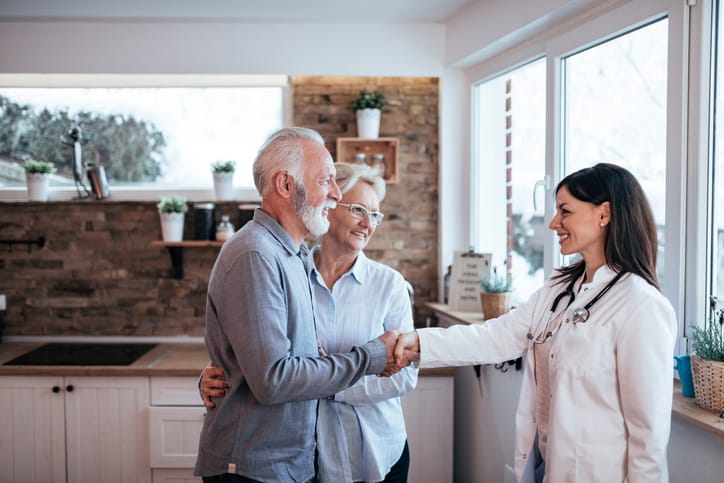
[351,89,386,139]
[211,160,236,201]
[157,194,188,242]
[479,266,513,320]
[23,159,57,201]
[689,303,724,412]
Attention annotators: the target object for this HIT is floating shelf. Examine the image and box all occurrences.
[151,240,224,278]
[336,137,399,183]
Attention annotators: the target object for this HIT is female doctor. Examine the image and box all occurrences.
[395,163,677,483]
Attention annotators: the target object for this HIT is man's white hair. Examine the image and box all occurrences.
[252,127,326,197]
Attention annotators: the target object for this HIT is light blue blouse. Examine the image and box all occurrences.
[310,248,418,482]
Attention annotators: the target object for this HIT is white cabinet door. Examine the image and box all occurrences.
[401,376,454,483]
[152,469,202,483]
[64,376,151,483]
[149,406,205,468]
[0,376,66,483]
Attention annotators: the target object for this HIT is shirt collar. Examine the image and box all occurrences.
[253,208,309,258]
[580,264,618,290]
[309,246,367,285]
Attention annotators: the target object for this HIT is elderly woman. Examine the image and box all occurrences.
[202,162,418,483]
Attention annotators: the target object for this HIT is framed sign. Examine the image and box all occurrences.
[448,250,492,312]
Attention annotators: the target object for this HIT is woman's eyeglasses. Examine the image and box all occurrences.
[336,202,384,225]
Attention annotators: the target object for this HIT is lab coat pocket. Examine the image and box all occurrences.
[560,322,616,379]
[574,442,627,482]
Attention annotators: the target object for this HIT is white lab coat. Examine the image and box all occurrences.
[418,266,677,483]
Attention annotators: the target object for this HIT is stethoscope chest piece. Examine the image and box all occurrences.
[571,307,589,324]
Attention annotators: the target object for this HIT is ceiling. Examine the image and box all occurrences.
[0,0,480,23]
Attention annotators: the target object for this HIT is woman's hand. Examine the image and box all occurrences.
[199,361,229,409]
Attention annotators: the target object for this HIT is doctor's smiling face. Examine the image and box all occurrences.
[549,185,609,265]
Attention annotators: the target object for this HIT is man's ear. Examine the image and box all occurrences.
[273,172,292,199]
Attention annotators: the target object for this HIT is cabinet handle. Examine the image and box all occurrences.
[65,384,74,392]
[52,386,61,393]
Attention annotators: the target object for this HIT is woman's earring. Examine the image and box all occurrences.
[600,222,605,227]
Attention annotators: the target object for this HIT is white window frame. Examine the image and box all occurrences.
[465,0,709,348]
[0,73,292,202]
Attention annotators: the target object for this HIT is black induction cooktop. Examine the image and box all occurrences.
[3,342,158,366]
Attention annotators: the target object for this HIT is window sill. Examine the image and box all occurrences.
[671,379,724,438]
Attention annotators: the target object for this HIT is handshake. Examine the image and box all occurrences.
[377,330,421,377]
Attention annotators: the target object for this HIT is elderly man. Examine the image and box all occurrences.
[195,127,399,483]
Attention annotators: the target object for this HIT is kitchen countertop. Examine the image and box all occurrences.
[0,341,453,378]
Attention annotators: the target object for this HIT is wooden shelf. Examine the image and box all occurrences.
[150,241,223,248]
[336,137,399,183]
[151,240,224,278]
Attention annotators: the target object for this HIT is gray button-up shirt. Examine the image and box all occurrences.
[195,209,387,482]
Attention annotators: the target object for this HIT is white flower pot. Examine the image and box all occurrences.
[356,108,381,139]
[159,212,185,242]
[26,173,50,201]
[213,172,235,201]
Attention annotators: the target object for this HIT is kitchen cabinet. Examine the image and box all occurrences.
[0,375,150,483]
[146,375,453,483]
[149,377,204,483]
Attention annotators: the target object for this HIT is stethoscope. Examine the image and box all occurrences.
[527,271,627,344]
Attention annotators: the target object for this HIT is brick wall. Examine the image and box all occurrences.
[0,76,439,336]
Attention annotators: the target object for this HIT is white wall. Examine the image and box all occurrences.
[0,21,445,76]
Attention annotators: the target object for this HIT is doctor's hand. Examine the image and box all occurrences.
[394,330,420,368]
[199,361,228,409]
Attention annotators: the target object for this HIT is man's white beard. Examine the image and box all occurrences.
[294,182,333,237]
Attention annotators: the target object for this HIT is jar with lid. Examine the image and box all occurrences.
[193,203,216,240]
[370,154,386,178]
[215,215,236,242]
[352,153,367,164]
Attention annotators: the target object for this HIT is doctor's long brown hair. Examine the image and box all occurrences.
[552,163,660,290]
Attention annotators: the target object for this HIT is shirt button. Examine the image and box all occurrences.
[521,453,528,460]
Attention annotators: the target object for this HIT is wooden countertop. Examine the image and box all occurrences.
[425,302,724,439]
[0,341,453,378]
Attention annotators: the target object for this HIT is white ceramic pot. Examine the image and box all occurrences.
[26,173,50,201]
[356,108,381,138]
[213,172,235,201]
[159,212,185,242]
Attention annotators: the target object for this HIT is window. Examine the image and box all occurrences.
[472,59,546,302]
[562,18,668,280]
[0,75,287,200]
[711,1,724,314]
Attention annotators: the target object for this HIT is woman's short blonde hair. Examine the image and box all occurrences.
[334,162,386,202]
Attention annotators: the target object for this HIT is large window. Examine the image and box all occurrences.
[472,59,546,302]
[562,18,668,280]
[712,1,724,315]
[0,75,287,200]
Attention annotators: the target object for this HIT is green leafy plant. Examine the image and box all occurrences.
[157,194,188,214]
[351,89,386,111]
[23,159,57,174]
[211,160,236,173]
[690,308,724,362]
[480,266,513,293]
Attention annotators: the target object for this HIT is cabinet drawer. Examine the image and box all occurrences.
[149,406,205,468]
[151,377,201,406]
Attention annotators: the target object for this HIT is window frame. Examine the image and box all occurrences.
[465,0,705,349]
[0,73,292,202]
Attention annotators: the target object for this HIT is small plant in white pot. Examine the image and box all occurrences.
[211,160,236,201]
[23,159,56,201]
[351,89,386,139]
[157,194,188,242]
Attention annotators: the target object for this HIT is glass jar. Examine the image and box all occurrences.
[370,153,386,178]
[352,153,367,164]
[215,215,235,241]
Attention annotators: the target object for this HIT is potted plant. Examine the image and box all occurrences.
[351,89,386,139]
[211,160,236,201]
[157,194,188,242]
[689,305,724,412]
[479,266,513,320]
[23,159,56,201]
